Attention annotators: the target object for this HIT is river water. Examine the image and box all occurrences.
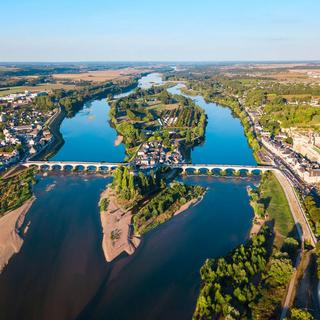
[168,84,256,165]
[0,73,257,320]
[51,72,163,162]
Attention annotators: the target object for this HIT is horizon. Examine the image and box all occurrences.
[1,60,320,64]
[1,0,320,62]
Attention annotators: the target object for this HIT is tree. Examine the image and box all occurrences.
[289,308,314,320]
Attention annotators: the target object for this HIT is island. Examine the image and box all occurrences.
[109,86,207,163]
[99,166,205,262]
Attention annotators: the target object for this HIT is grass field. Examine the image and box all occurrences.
[260,172,295,246]
[0,83,78,96]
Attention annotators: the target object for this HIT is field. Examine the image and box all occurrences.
[0,83,78,96]
[52,67,152,83]
[260,172,295,246]
[219,63,320,84]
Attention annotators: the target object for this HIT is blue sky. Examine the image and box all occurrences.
[1,0,320,61]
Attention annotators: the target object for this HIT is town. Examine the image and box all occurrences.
[0,90,56,168]
[134,140,183,167]
[245,101,320,185]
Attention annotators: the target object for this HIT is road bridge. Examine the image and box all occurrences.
[23,160,274,174]
[22,160,316,246]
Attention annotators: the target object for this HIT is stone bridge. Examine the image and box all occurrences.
[175,163,274,174]
[22,161,275,174]
[23,161,122,172]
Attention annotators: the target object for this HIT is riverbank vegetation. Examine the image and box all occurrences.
[287,308,314,320]
[180,81,261,160]
[193,225,297,320]
[109,86,206,159]
[249,172,295,246]
[112,166,165,206]
[133,181,205,235]
[193,170,300,320]
[53,79,138,118]
[0,168,36,216]
[110,166,205,235]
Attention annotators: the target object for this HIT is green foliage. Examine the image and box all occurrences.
[59,95,84,117]
[246,89,267,107]
[116,122,139,147]
[34,95,54,111]
[109,85,206,153]
[315,242,320,280]
[259,172,295,245]
[261,103,320,131]
[288,308,314,320]
[99,198,109,212]
[112,167,161,202]
[133,182,205,235]
[0,169,36,216]
[193,228,270,320]
[282,237,299,260]
[304,195,320,237]
[263,252,294,288]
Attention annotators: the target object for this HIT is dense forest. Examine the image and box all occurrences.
[112,166,164,203]
[193,226,297,320]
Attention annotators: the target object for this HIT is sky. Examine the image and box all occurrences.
[1,0,320,62]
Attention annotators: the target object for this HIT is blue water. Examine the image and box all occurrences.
[0,73,258,320]
[168,85,256,165]
[52,74,255,165]
[51,99,125,162]
[51,73,164,162]
[0,175,256,320]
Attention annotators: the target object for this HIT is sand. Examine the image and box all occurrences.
[174,196,204,216]
[99,188,205,262]
[249,216,265,236]
[114,135,123,147]
[0,197,35,273]
[100,188,140,262]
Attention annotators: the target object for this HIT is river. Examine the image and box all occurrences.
[0,72,257,320]
[168,84,256,165]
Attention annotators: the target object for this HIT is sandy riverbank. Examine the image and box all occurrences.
[0,197,35,273]
[99,188,205,262]
[114,135,123,147]
[174,194,204,216]
[249,215,265,237]
[99,187,140,262]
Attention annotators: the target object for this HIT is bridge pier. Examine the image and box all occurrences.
[22,161,274,176]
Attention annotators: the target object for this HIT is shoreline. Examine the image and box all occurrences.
[31,107,66,161]
[247,186,265,237]
[31,81,139,161]
[174,193,205,216]
[99,187,205,262]
[249,211,265,237]
[114,135,123,147]
[0,197,35,273]
[99,187,141,262]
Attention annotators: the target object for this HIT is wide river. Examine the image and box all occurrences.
[0,73,257,320]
